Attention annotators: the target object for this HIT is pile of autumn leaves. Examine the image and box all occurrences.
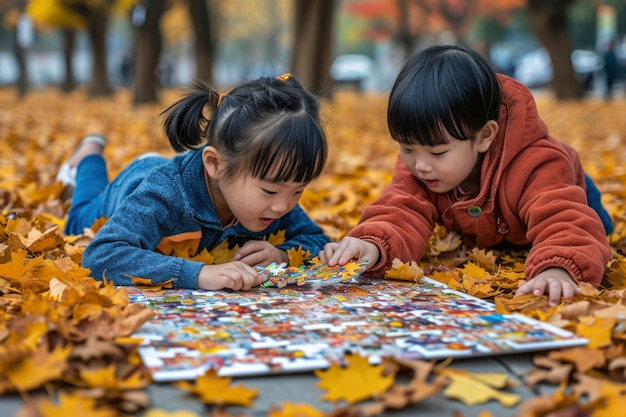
[2,88,626,416]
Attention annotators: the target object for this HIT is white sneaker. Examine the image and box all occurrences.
[56,134,107,187]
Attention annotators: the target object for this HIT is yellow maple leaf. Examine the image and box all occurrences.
[5,343,72,391]
[384,258,424,282]
[267,229,287,246]
[144,410,202,417]
[187,248,215,264]
[457,262,491,280]
[268,402,325,417]
[315,354,395,404]
[439,369,520,407]
[175,368,258,406]
[89,216,108,234]
[38,391,117,417]
[80,364,148,390]
[576,316,616,349]
[287,246,311,267]
[210,239,240,264]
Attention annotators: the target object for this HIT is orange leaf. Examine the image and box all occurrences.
[175,368,258,407]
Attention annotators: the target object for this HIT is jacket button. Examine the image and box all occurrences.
[468,206,482,217]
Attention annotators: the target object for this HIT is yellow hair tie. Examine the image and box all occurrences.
[275,73,291,81]
[216,93,225,107]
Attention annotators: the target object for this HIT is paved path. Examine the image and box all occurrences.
[0,353,552,416]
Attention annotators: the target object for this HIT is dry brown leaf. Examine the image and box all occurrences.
[548,347,606,373]
[526,356,574,388]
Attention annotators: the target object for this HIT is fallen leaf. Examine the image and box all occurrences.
[315,353,395,404]
[175,368,258,407]
[439,369,520,407]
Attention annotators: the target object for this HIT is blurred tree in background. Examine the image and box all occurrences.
[0,0,625,102]
[291,0,335,96]
[26,0,132,96]
[0,0,29,96]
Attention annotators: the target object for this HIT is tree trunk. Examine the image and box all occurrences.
[61,28,76,93]
[396,0,416,59]
[527,0,582,100]
[13,6,31,99]
[290,0,335,97]
[13,25,28,98]
[188,0,216,84]
[131,0,168,104]
[85,13,112,96]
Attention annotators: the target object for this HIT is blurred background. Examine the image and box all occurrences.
[0,0,625,104]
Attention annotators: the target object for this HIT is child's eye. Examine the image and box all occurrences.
[400,147,412,153]
[261,188,277,195]
[431,151,447,156]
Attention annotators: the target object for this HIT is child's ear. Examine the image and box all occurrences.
[202,146,222,178]
[476,120,499,153]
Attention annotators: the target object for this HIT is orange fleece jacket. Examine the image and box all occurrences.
[349,74,612,286]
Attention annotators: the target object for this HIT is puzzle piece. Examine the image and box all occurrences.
[256,259,369,288]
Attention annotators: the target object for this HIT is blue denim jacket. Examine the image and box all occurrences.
[82,147,330,289]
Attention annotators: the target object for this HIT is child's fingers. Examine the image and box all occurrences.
[514,281,534,297]
[319,242,339,265]
[547,281,563,306]
[561,283,578,300]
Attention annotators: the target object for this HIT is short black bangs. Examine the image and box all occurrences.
[246,116,327,183]
[387,45,501,147]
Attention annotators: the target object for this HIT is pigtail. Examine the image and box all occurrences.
[161,80,218,152]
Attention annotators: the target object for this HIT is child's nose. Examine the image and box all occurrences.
[270,198,290,214]
[414,157,431,172]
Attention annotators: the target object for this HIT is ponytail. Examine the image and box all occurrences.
[161,80,219,152]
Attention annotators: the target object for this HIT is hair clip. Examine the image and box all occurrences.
[275,73,291,81]
[217,93,225,107]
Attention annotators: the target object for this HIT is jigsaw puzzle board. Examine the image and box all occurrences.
[127,277,587,381]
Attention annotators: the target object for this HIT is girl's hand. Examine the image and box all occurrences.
[515,267,580,307]
[233,240,289,266]
[197,262,265,291]
[319,237,379,269]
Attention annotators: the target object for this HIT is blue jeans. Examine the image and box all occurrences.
[585,174,613,235]
[64,154,169,235]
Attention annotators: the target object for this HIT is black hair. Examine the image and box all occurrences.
[161,75,327,183]
[387,44,501,146]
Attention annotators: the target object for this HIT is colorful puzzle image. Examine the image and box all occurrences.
[256,259,369,287]
[127,270,587,382]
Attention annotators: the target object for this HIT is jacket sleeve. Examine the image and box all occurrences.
[82,172,203,289]
[506,145,612,286]
[275,204,331,255]
[348,157,438,276]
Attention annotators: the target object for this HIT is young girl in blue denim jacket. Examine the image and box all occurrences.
[58,74,330,291]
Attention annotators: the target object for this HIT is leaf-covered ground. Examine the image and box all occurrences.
[3,86,626,416]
